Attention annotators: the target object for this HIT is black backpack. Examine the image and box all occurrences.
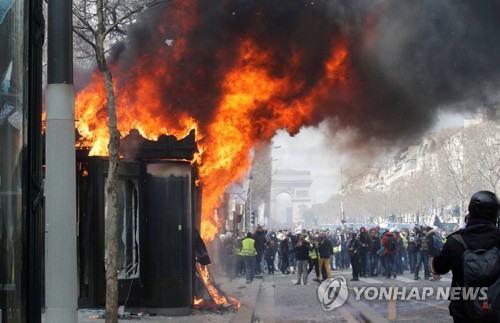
[452,234,500,321]
[386,235,397,252]
[433,234,444,253]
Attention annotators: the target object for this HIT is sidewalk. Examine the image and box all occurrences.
[71,268,262,323]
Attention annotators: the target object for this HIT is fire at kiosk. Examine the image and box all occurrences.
[75,129,238,314]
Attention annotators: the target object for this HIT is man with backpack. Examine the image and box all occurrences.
[382,228,398,279]
[431,191,500,322]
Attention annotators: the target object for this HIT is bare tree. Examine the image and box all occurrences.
[437,127,484,216]
[466,122,500,193]
[72,0,168,322]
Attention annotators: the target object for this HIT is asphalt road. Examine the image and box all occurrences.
[254,270,453,323]
[58,266,454,322]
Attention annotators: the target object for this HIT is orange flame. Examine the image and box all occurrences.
[74,1,352,241]
[194,262,240,310]
[227,296,241,309]
[193,296,204,306]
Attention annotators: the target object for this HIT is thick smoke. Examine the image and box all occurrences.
[111,0,500,146]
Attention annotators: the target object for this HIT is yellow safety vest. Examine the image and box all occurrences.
[234,238,243,256]
[241,238,257,256]
[309,245,318,259]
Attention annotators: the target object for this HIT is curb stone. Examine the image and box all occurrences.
[230,277,263,323]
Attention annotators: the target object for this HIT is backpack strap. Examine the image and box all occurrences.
[450,234,469,250]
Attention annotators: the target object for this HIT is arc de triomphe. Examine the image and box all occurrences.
[270,169,313,225]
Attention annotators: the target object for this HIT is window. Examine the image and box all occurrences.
[116,179,140,279]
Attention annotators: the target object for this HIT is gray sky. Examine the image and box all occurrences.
[271,122,341,204]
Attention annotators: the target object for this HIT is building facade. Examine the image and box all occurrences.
[0,0,43,322]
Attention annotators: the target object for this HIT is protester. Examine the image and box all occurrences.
[308,236,320,282]
[431,190,500,322]
[234,231,245,277]
[413,226,430,280]
[317,231,333,281]
[264,236,276,275]
[407,228,417,274]
[369,228,381,277]
[279,234,291,275]
[347,231,361,281]
[294,234,311,285]
[381,228,398,279]
[241,232,257,284]
[253,225,267,275]
[358,227,372,278]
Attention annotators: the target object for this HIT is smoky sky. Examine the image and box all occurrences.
[108,0,500,145]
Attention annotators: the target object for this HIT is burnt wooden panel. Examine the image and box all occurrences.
[120,129,197,161]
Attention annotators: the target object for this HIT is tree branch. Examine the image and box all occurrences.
[103,0,170,37]
[73,27,98,51]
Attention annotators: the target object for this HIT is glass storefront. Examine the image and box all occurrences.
[0,0,26,321]
[0,0,43,322]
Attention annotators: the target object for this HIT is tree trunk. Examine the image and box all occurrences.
[103,66,120,323]
[96,0,120,321]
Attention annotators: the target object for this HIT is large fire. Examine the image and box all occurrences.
[74,0,353,240]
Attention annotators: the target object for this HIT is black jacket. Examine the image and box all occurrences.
[347,237,362,255]
[253,230,267,252]
[370,236,381,254]
[359,232,372,253]
[294,240,311,261]
[433,223,500,319]
[280,239,290,255]
[318,237,333,258]
[264,241,276,260]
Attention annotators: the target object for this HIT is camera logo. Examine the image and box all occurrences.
[317,276,349,311]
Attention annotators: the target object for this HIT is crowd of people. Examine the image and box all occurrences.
[218,222,450,285]
[216,190,500,322]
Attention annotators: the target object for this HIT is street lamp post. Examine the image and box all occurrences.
[340,164,345,228]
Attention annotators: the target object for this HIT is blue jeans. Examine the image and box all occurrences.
[243,256,256,282]
[334,253,340,269]
[414,249,430,278]
[396,252,403,273]
[384,253,396,277]
[408,250,416,272]
[401,250,409,270]
[369,253,379,276]
[340,249,349,269]
[289,252,296,267]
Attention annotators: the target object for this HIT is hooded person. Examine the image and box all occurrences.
[317,231,333,281]
[432,191,500,322]
[253,225,267,274]
[381,229,398,279]
[347,231,362,281]
[358,226,372,278]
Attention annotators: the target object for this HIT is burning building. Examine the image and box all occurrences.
[76,129,238,314]
[77,130,199,313]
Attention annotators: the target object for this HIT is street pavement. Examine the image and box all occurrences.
[254,269,454,323]
[71,267,259,323]
[48,267,454,322]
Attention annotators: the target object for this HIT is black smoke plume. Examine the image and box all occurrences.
[106,0,500,146]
